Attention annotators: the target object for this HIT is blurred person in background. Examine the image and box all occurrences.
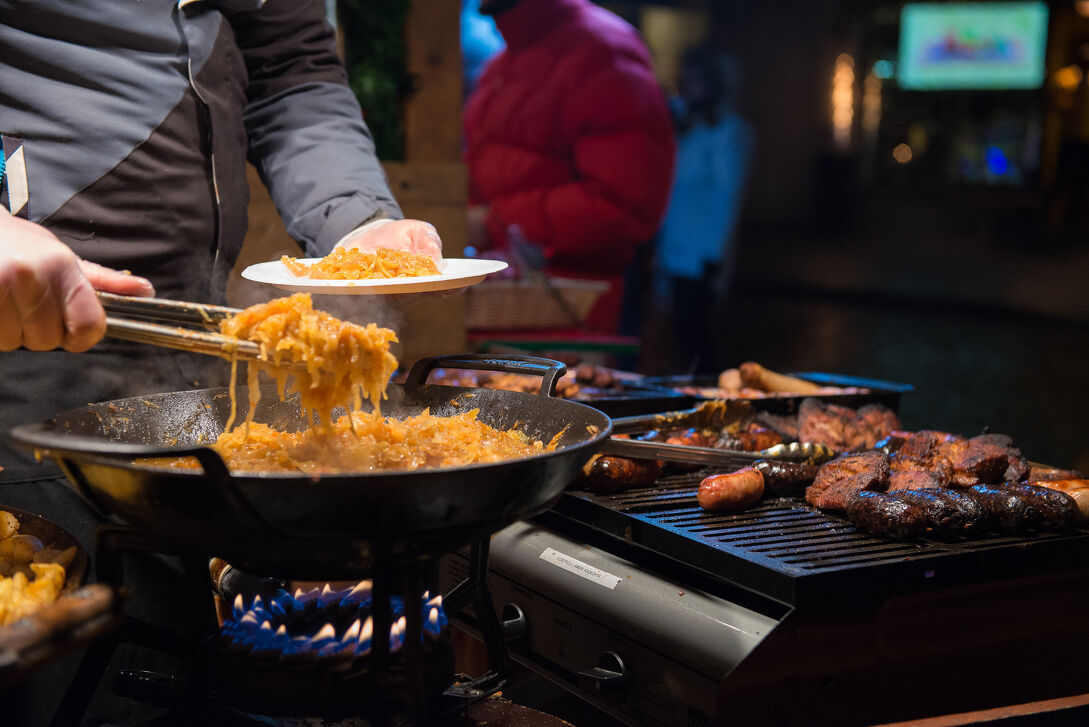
[653,46,753,372]
[463,0,676,333]
[461,0,504,96]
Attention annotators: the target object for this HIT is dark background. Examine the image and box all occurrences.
[599,0,1089,471]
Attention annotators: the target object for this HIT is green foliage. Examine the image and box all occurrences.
[339,0,411,161]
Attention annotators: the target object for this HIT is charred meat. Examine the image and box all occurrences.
[806,450,890,511]
[798,398,900,451]
[888,431,954,491]
[940,433,1028,488]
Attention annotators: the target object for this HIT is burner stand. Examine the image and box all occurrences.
[50,524,516,727]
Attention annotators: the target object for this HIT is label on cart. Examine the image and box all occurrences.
[539,547,622,589]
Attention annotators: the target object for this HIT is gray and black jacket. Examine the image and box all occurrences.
[0,0,402,302]
[0,0,404,481]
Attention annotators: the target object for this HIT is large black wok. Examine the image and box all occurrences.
[10,355,611,579]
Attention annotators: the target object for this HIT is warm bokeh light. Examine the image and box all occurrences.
[892,143,913,164]
[1053,64,1083,91]
[832,53,855,151]
[1077,0,1089,18]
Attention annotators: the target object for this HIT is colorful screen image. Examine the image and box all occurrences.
[899,2,1049,90]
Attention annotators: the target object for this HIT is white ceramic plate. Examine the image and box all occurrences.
[240,257,508,295]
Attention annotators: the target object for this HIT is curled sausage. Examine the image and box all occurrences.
[580,455,662,494]
[753,460,819,497]
[698,468,765,512]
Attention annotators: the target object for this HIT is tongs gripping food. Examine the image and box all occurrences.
[97,292,266,362]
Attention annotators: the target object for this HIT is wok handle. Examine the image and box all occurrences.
[9,423,291,539]
[10,424,230,475]
[404,354,568,397]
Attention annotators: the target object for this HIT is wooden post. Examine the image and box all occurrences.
[229,0,468,367]
[394,0,468,365]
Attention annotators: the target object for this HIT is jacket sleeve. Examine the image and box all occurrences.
[486,55,676,269]
[226,0,403,256]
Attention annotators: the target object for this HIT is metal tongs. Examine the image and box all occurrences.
[97,291,265,362]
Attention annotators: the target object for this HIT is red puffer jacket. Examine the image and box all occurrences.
[464,0,676,332]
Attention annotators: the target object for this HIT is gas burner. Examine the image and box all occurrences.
[205,577,456,724]
[218,582,448,667]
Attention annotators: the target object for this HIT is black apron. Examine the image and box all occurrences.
[1,36,248,724]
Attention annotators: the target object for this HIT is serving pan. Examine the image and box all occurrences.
[10,355,612,580]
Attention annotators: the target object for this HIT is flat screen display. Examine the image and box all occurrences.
[898,2,1049,90]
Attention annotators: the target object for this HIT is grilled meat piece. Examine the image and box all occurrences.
[754,459,820,497]
[580,455,661,493]
[662,428,716,448]
[753,411,799,441]
[940,434,1027,488]
[965,482,1078,533]
[735,423,784,452]
[798,398,900,451]
[798,399,850,449]
[806,450,889,510]
[659,427,717,473]
[888,470,945,491]
[574,362,616,389]
[888,431,954,491]
[855,404,902,447]
[874,431,910,454]
[846,490,928,540]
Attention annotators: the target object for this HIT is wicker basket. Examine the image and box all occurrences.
[465,276,609,330]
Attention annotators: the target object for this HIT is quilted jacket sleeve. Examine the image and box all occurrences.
[226,0,403,256]
[486,54,676,271]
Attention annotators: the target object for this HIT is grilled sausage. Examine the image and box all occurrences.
[928,488,988,536]
[885,489,971,539]
[738,361,822,394]
[1031,480,1089,522]
[753,460,819,497]
[846,490,928,540]
[698,468,764,512]
[580,455,662,494]
[966,482,1078,533]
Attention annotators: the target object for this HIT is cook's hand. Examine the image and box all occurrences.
[0,210,154,353]
[333,218,443,261]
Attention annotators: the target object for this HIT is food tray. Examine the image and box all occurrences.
[644,371,913,415]
[0,508,120,687]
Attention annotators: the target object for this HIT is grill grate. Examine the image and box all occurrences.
[547,469,1089,606]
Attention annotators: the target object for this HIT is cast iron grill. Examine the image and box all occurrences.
[545,470,1089,607]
